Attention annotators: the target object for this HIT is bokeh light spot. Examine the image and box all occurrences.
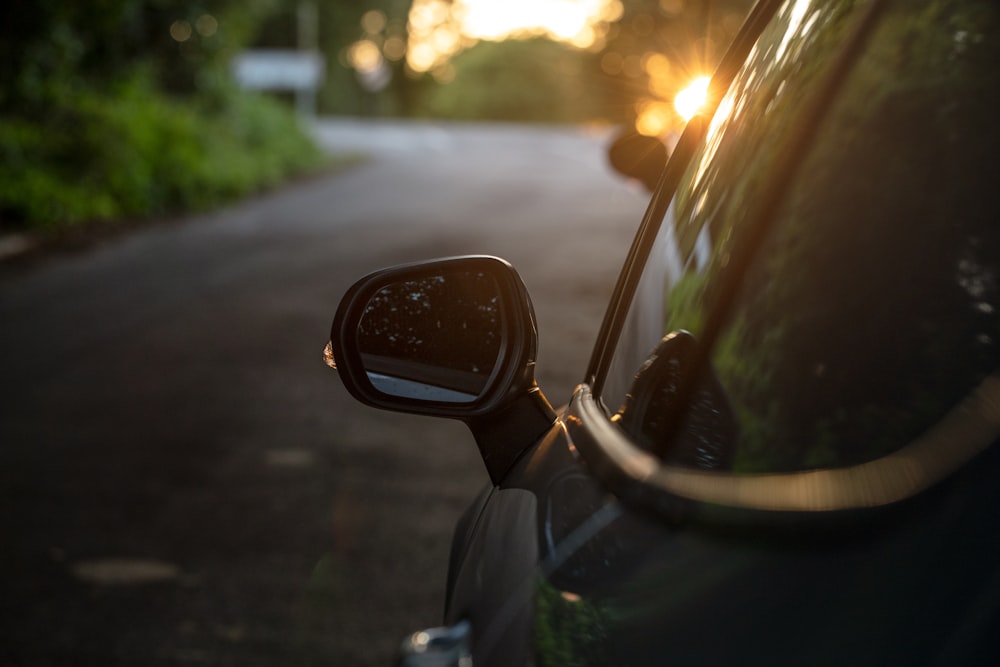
[195,14,217,37]
[659,0,685,16]
[622,54,643,78]
[170,20,192,42]
[432,63,457,83]
[636,100,674,136]
[362,10,388,35]
[384,36,407,61]
[348,40,384,74]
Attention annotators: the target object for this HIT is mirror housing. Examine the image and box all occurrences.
[606,127,669,191]
[328,255,556,484]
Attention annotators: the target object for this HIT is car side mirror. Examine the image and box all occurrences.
[606,127,669,191]
[616,330,737,470]
[327,255,556,484]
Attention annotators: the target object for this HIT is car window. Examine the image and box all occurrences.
[601,0,1000,473]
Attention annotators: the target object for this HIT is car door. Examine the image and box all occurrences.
[447,0,1000,665]
[330,0,999,664]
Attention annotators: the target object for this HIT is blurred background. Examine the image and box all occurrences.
[0,0,753,233]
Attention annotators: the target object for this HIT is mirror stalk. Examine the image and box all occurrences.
[468,386,556,486]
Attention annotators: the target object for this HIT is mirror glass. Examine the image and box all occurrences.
[356,269,505,403]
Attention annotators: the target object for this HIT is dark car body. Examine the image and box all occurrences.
[328,0,1000,664]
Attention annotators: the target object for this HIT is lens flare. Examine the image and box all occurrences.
[674,76,711,121]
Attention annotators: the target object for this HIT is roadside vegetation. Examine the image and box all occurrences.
[0,2,325,234]
[0,74,324,230]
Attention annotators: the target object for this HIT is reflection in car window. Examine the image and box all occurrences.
[604,0,1000,473]
[603,0,861,408]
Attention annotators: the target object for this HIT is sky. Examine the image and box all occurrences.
[405,0,624,75]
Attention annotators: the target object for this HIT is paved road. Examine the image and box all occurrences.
[0,119,647,666]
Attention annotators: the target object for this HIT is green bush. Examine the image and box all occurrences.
[0,69,324,230]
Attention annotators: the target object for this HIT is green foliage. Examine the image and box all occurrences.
[661,0,1000,473]
[0,1,325,231]
[534,580,609,667]
[418,38,609,123]
[248,0,416,116]
[0,70,323,229]
[0,1,283,107]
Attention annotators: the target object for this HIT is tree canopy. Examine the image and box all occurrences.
[0,1,323,229]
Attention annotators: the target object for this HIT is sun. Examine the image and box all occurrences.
[674,76,712,121]
[636,75,712,137]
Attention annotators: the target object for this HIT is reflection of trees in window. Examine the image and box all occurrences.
[708,0,1000,472]
[358,271,502,376]
[670,2,859,272]
[659,0,1000,472]
[534,579,609,667]
[662,0,864,470]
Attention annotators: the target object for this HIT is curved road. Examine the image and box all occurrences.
[0,119,647,666]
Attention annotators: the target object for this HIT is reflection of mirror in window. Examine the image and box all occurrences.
[616,331,738,470]
[356,270,504,403]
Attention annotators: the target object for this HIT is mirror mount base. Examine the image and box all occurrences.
[468,386,556,486]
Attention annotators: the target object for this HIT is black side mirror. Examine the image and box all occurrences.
[327,255,555,484]
[616,330,737,470]
[606,127,669,191]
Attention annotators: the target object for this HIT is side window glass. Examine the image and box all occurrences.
[604,0,861,406]
[705,0,1000,472]
[606,0,1000,473]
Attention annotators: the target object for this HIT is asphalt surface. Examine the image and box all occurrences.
[0,119,647,666]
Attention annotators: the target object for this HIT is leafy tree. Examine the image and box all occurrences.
[0,1,323,229]
[0,1,282,111]
[244,0,417,115]
[417,37,608,123]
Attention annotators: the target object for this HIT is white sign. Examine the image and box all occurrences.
[232,50,325,92]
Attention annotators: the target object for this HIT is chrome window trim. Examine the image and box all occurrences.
[567,374,1000,513]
